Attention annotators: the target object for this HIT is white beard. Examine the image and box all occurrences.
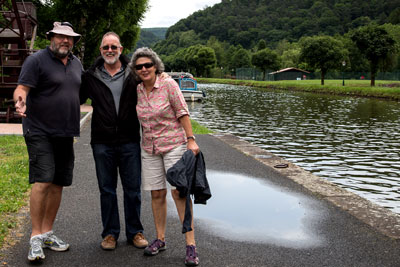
[102,52,120,65]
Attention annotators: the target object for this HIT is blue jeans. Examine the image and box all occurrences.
[91,142,143,240]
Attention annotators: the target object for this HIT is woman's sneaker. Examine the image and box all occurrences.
[185,245,199,266]
[42,231,70,251]
[28,236,45,262]
[144,239,166,255]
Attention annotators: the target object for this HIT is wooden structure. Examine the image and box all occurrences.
[269,67,310,81]
[0,0,37,122]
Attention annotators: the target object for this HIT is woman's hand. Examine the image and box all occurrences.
[187,139,200,155]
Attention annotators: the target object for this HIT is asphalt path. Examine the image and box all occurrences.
[2,123,400,266]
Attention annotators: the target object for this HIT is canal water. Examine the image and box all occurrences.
[189,83,400,214]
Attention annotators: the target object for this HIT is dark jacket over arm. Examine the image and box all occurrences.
[166,150,211,233]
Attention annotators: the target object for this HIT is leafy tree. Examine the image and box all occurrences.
[281,48,301,68]
[350,24,397,86]
[206,36,230,68]
[383,23,400,70]
[51,0,147,67]
[167,49,189,72]
[256,39,267,51]
[388,8,400,25]
[251,48,280,80]
[232,48,251,69]
[299,35,347,85]
[184,45,216,77]
[178,30,201,48]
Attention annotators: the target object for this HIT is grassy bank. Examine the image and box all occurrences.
[197,78,400,100]
[0,135,29,248]
[191,119,213,134]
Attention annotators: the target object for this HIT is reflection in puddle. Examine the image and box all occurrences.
[191,170,323,248]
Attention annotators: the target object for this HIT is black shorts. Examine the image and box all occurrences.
[24,134,75,186]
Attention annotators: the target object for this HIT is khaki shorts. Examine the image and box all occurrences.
[141,144,187,191]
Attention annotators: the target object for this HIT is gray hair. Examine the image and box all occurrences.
[130,47,164,81]
[101,32,120,43]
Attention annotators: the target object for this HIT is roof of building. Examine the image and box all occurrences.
[269,67,310,75]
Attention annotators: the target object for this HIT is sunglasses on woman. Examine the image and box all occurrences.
[135,62,154,70]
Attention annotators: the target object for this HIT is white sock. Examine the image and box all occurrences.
[30,234,43,242]
[42,230,53,238]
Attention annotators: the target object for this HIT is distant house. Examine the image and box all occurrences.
[269,67,310,81]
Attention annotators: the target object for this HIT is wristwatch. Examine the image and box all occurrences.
[187,136,196,141]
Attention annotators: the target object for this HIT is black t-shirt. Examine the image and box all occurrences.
[18,47,83,137]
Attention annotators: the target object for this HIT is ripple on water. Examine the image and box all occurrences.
[190,83,400,213]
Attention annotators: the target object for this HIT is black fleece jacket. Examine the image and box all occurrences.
[80,55,141,144]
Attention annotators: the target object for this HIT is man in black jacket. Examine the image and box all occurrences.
[80,32,148,250]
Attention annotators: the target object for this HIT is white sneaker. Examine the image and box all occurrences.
[42,231,70,251]
[28,236,45,262]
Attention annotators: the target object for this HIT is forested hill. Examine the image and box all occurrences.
[135,28,167,49]
[165,0,400,49]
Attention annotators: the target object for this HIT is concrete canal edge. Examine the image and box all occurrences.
[210,133,400,240]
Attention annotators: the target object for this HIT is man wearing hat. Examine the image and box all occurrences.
[13,21,82,262]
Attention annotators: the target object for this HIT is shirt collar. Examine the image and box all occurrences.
[153,74,161,89]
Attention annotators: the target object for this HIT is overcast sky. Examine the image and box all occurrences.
[140,0,222,28]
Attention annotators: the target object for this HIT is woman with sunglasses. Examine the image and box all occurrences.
[130,47,200,266]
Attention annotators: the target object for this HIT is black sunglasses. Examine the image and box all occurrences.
[135,62,154,70]
[61,22,74,29]
[101,45,120,51]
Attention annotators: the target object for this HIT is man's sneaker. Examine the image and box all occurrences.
[42,231,70,251]
[185,245,199,266]
[101,235,117,250]
[144,239,166,256]
[133,232,149,248]
[28,236,45,262]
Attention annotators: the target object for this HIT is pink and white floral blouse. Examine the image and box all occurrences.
[136,75,189,155]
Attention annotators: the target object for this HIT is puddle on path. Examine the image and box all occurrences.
[170,170,324,248]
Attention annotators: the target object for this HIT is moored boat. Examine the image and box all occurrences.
[167,72,205,102]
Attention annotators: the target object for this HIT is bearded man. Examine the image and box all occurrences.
[13,22,82,262]
[80,32,148,251]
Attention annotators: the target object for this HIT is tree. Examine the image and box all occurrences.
[184,45,216,77]
[350,24,397,86]
[206,36,230,68]
[383,24,400,70]
[251,48,280,80]
[256,39,267,51]
[231,47,251,69]
[299,35,347,85]
[51,0,147,67]
[388,8,400,25]
[167,49,189,72]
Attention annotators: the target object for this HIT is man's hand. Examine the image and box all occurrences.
[15,96,27,117]
[13,84,30,117]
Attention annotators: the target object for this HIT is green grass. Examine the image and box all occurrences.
[191,119,213,134]
[0,135,30,248]
[197,78,400,100]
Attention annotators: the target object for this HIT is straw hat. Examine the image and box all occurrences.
[46,22,81,44]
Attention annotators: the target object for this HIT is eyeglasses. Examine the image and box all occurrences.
[101,45,120,51]
[135,62,154,70]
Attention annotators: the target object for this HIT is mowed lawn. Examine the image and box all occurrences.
[0,135,29,248]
